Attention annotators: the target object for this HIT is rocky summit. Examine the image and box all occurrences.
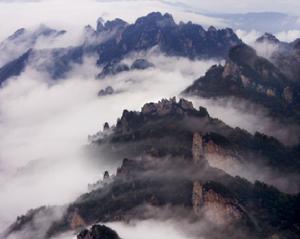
[0,12,241,84]
[97,58,154,79]
[184,43,300,124]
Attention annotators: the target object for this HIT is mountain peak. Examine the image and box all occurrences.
[104,18,128,31]
[96,17,105,32]
[33,24,66,38]
[140,97,197,116]
[208,26,217,32]
[7,28,26,41]
[292,38,300,50]
[135,12,176,27]
[256,32,280,44]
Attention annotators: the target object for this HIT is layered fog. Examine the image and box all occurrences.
[1,48,298,233]
[0,49,218,231]
[1,0,300,238]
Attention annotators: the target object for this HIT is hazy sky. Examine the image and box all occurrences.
[0,0,299,14]
[0,0,226,41]
[1,0,300,236]
[0,0,299,41]
[169,0,300,14]
[0,0,299,219]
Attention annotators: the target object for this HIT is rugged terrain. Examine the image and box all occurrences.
[256,32,300,83]
[1,9,300,239]
[184,43,300,125]
[0,12,241,84]
[4,99,300,239]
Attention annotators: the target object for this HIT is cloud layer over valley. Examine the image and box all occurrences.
[0,51,218,231]
[1,1,300,238]
[1,48,298,232]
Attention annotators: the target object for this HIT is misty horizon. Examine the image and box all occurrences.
[0,1,300,239]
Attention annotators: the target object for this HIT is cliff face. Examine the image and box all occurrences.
[192,134,247,226]
[184,44,300,124]
[93,98,300,188]
[0,12,242,84]
[255,33,300,84]
[192,181,244,226]
[192,132,243,178]
[69,209,87,230]
[192,132,205,164]
[5,99,300,239]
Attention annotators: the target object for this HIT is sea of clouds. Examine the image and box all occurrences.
[1,0,300,238]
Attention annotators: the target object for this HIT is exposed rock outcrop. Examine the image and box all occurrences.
[5,99,300,239]
[131,59,154,70]
[77,225,120,239]
[192,181,203,215]
[141,97,195,117]
[103,122,110,131]
[88,170,113,191]
[255,33,300,84]
[69,209,86,230]
[192,133,204,164]
[97,63,130,79]
[184,44,300,123]
[0,12,241,84]
[98,86,114,97]
[201,188,243,225]
[97,58,154,79]
[191,134,247,226]
[94,98,300,177]
[192,181,245,226]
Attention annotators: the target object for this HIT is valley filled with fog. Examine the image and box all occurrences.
[1,1,300,239]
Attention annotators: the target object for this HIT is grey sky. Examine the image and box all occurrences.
[0,0,299,41]
[167,0,300,14]
[0,0,299,14]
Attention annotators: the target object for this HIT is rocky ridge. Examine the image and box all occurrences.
[97,58,154,79]
[184,43,300,124]
[0,25,65,68]
[4,99,300,239]
[254,33,300,84]
[0,12,241,84]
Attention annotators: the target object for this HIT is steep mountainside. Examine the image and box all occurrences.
[0,12,241,84]
[184,44,300,123]
[4,99,300,239]
[255,33,300,83]
[0,25,66,68]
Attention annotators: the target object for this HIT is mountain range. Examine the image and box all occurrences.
[184,43,300,125]
[0,12,241,85]
[4,98,300,239]
[1,11,300,239]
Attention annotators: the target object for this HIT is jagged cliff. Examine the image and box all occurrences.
[94,98,300,181]
[5,99,300,239]
[255,33,300,84]
[184,44,300,124]
[0,12,241,84]
[192,181,245,226]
